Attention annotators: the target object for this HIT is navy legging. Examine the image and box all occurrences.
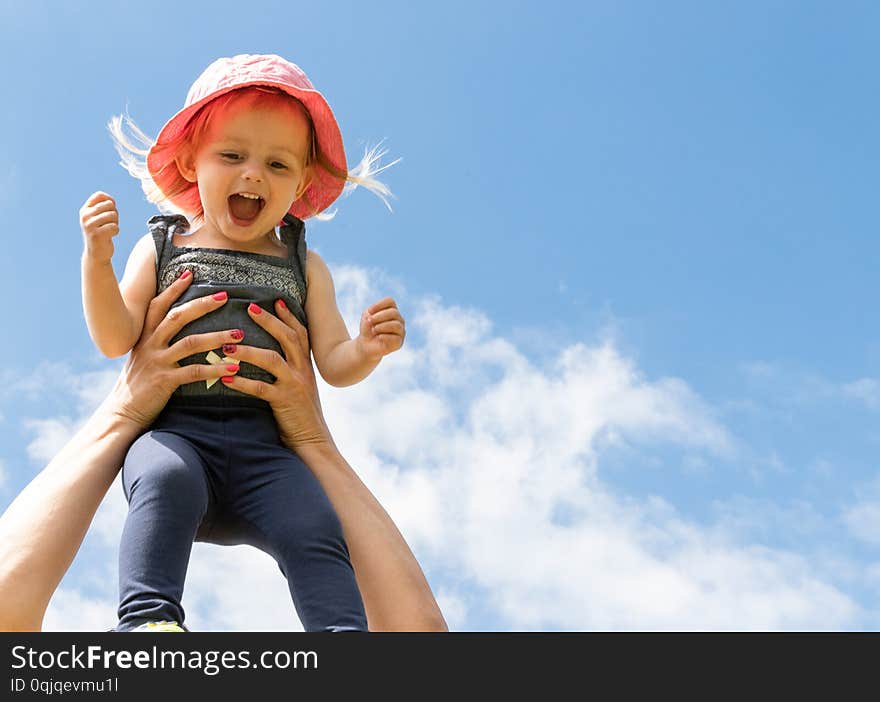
[114,398,367,632]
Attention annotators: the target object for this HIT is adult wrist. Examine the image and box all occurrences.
[291,435,342,464]
[73,398,144,452]
[99,374,157,436]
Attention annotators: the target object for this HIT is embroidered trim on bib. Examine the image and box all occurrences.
[158,250,305,305]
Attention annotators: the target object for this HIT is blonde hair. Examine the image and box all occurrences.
[108,87,400,222]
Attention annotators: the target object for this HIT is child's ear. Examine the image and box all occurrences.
[295,167,313,200]
[174,146,198,183]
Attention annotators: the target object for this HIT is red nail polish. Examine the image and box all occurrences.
[231,329,244,341]
[222,344,237,355]
[179,269,192,280]
[226,364,240,372]
[221,376,234,384]
[249,303,262,315]
[277,299,287,311]
[213,291,228,301]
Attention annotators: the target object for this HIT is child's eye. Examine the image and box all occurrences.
[220,152,240,160]
[270,161,287,170]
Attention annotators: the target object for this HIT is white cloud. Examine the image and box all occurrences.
[710,496,829,545]
[2,363,118,411]
[20,367,119,466]
[864,563,880,588]
[42,588,117,633]
[840,476,880,547]
[842,490,880,546]
[24,417,81,465]
[739,362,880,413]
[184,544,305,632]
[1,361,72,400]
[309,277,855,630]
[434,588,468,630]
[30,265,862,631]
[842,378,880,411]
[843,501,880,546]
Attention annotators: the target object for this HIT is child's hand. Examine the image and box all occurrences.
[356,297,406,361]
[79,191,120,264]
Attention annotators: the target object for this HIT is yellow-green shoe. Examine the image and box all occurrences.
[131,620,186,632]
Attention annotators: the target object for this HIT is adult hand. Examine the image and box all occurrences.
[106,274,244,430]
[218,300,449,632]
[213,300,333,452]
[0,273,242,632]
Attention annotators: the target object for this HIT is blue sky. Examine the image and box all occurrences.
[1,0,879,630]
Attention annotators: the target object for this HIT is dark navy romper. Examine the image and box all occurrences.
[114,213,367,632]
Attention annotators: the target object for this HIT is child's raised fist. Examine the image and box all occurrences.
[79,191,120,264]
[357,296,406,361]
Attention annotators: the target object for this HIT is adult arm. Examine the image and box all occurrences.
[0,402,141,630]
[219,300,448,632]
[0,277,446,632]
[296,440,448,632]
[0,272,238,631]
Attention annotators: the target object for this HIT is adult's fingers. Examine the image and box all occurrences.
[165,361,240,389]
[150,288,230,348]
[141,272,195,338]
[222,344,289,379]
[246,302,311,369]
[163,328,248,364]
[273,300,312,360]
[217,374,276,403]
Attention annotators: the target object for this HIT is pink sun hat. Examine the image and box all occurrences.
[147,53,347,220]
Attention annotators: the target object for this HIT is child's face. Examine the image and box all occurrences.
[178,104,311,244]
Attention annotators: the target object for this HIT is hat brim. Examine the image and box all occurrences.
[147,80,347,220]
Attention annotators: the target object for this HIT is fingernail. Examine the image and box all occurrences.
[221,376,234,384]
[179,269,192,280]
[277,299,287,311]
[222,343,237,355]
[248,303,262,315]
[226,364,240,373]
[213,291,228,301]
[231,329,244,341]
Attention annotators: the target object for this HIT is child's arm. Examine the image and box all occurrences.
[79,192,156,358]
[305,250,405,387]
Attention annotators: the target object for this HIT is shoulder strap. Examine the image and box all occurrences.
[280,214,308,305]
[147,214,190,288]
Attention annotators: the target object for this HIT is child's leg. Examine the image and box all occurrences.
[214,448,368,632]
[115,430,214,632]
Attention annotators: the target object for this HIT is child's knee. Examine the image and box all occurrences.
[125,450,207,509]
[273,501,348,563]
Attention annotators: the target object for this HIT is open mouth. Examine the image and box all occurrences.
[228,192,265,225]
